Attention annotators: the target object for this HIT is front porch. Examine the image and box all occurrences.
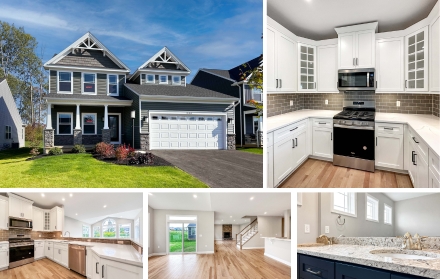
[243,110,263,147]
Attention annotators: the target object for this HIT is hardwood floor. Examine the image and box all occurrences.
[280,159,413,188]
[148,240,291,279]
[0,258,84,279]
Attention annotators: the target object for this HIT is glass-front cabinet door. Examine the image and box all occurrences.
[298,43,316,91]
[405,26,429,91]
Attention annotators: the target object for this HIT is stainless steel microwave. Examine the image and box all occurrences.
[9,217,32,230]
[338,68,376,91]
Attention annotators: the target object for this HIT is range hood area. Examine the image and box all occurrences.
[8,216,33,230]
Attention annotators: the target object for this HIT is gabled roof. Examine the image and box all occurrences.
[201,69,233,80]
[44,32,130,72]
[0,78,4,83]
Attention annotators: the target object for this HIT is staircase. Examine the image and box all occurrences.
[236,219,258,250]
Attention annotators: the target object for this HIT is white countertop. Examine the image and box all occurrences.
[267,109,339,133]
[262,237,292,242]
[0,241,8,244]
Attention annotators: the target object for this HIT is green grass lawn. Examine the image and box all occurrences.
[169,231,196,252]
[0,148,208,188]
[236,147,263,155]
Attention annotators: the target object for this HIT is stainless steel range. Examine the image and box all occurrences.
[9,235,34,268]
[333,101,376,172]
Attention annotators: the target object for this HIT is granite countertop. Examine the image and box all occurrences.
[0,241,8,244]
[262,237,292,242]
[298,244,440,278]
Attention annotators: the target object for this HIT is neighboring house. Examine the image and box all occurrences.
[0,78,25,148]
[190,56,263,147]
[187,223,196,240]
[43,32,238,152]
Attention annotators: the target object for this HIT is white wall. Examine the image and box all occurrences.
[134,208,143,245]
[297,193,319,244]
[64,216,91,237]
[243,216,282,249]
[232,225,240,240]
[148,206,154,255]
[214,225,222,240]
[0,80,24,147]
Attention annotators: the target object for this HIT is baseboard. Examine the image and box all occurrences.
[375,166,408,174]
[197,251,214,254]
[148,253,166,257]
[264,253,291,266]
[241,246,264,250]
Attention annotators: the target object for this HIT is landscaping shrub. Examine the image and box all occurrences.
[95,142,114,158]
[71,144,86,153]
[48,147,63,156]
[29,148,40,157]
[128,152,154,165]
[115,144,129,161]
[127,144,136,158]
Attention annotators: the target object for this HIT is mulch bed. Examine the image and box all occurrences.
[92,154,173,167]
[26,154,48,161]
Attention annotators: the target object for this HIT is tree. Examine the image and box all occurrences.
[239,54,263,116]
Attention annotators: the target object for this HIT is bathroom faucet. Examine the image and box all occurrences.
[399,232,427,250]
[413,233,428,250]
[64,231,70,237]
[317,234,332,245]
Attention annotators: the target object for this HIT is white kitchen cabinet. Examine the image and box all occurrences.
[405,26,429,92]
[91,251,101,279]
[54,243,68,267]
[101,258,143,279]
[298,43,316,91]
[376,37,404,92]
[0,244,8,270]
[50,206,64,231]
[292,128,308,166]
[0,196,8,230]
[7,194,33,219]
[45,241,54,260]
[317,45,338,92]
[32,206,44,232]
[34,241,44,260]
[267,132,274,188]
[375,123,404,170]
[273,134,295,186]
[407,128,430,188]
[312,127,333,159]
[86,247,93,279]
[430,16,439,92]
[429,168,440,188]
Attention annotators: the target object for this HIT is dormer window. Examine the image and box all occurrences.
[159,75,168,84]
[82,73,96,94]
[146,74,155,84]
[108,74,119,95]
[58,72,72,93]
[172,75,181,85]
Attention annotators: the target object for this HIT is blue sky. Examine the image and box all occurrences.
[0,0,262,81]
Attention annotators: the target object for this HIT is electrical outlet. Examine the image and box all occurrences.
[325,99,328,105]
[325,226,330,234]
[290,100,293,106]
[396,101,401,107]
[305,224,310,233]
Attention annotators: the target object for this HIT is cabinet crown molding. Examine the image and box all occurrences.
[6,193,34,204]
[335,22,378,34]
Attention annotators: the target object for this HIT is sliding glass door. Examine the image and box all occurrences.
[168,222,197,253]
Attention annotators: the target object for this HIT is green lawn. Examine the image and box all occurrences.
[169,231,196,252]
[236,147,263,155]
[0,148,208,188]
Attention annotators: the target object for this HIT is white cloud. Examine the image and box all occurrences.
[0,6,74,30]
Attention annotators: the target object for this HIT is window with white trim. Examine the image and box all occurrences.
[57,113,73,135]
[119,223,131,238]
[58,72,72,93]
[252,88,263,102]
[331,192,356,216]
[384,204,393,225]
[134,218,140,243]
[172,75,181,85]
[82,113,97,135]
[146,74,155,83]
[93,226,101,238]
[5,126,11,140]
[102,218,116,238]
[366,194,379,222]
[82,225,90,237]
[159,75,168,84]
[82,73,96,94]
[108,74,118,95]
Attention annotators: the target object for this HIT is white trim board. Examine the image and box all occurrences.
[264,253,292,267]
[241,246,264,250]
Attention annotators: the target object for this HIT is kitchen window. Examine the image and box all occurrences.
[82,73,96,94]
[108,74,118,95]
[159,75,168,84]
[5,126,11,140]
[57,113,73,135]
[58,72,72,93]
[331,192,356,217]
[366,194,379,222]
[119,224,131,238]
[146,74,155,83]
[93,226,100,238]
[134,218,140,243]
[384,204,393,225]
[82,113,97,135]
[102,218,116,238]
[82,225,90,237]
[172,75,181,85]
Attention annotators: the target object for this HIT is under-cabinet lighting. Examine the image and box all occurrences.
[193,195,197,198]
[41,194,45,197]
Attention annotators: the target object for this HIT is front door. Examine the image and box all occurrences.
[108,114,120,143]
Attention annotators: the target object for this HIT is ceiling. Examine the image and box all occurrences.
[148,192,291,225]
[267,0,438,40]
[383,192,436,202]
[4,192,143,224]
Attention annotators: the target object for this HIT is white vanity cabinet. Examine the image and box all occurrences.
[405,26,429,92]
[45,241,54,260]
[317,44,338,92]
[53,243,69,268]
[0,196,8,230]
[7,193,33,219]
[34,240,44,260]
[91,250,101,279]
[50,206,64,232]
[375,123,404,170]
[375,37,405,92]
[312,118,333,159]
[0,243,9,270]
[91,250,143,279]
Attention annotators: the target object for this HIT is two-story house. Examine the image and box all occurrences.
[43,32,238,152]
[190,56,263,147]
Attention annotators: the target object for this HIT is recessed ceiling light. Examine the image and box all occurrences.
[250,197,254,200]
[230,216,232,218]
[233,220,235,221]
[69,194,73,197]
[103,205,107,208]
[62,198,65,201]
[264,212,267,214]
[148,193,153,195]
[41,194,45,197]
[193,194,197,198]
[75,213,78,216]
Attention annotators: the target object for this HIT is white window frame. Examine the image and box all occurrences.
[146,74,155,84]
[365,194,379,222]
[102,218,117,238]
[57,112,73,135]
[252,87,263,102]
[135,217,140,243]
[82,72,97,95]
[331,192,357,217]
[57,71,73,94]
[81,113,97,135]
[5,126,11,140]
[118,223,131,239]
[93,226,101,238]
[172,75,181,85]
[82,225,91,237]
[159,75,168,84]
[107,74,119,96]
[384,203,393,225]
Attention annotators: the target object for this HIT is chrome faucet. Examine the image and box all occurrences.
[64,231,70,237]
[398,232,428,250]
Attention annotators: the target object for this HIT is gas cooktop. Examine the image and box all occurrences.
[333,100,376,122]
[9,235,34,247]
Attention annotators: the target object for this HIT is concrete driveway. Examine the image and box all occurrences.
[151,150,262,188]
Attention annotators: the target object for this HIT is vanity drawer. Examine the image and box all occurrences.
[376,123,404,135]
[429,150,440,180]
[335,263,389,279]
[273,120,307,144]
[299,254,335,279]
[312,118,333,129]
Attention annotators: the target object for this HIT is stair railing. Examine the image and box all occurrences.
[236,221,258,250]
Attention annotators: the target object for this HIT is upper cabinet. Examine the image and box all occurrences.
[0,196,8,230]
[376,37,404,92]
[32,206,44,232]
[335,22,377,69]
[50,206,64,232]
[317,45,338,92]
[430,16,439,92]
[298,43,316,92]
[7,194,33,219]
[267,25,297,93]
[405,26,429,92]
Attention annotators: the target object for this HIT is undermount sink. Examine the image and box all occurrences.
[370,250,437,260]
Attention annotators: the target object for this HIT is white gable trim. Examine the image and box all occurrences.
[44,32,130,71]
[138,47,190,72]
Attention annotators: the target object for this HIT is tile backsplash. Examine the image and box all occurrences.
[267,92,439,117]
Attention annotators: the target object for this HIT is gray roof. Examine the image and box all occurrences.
[124,83,237,99]
[53,49,122,69]
[202,69,232,80]
[0,78,4,83]
[44,93,131,101]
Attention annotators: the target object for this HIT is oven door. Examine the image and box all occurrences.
[338,68,375,91]
[333,126,375,160]
[9,246,34,263]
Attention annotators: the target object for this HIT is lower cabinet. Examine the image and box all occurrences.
[34,241,44,260]
[53,243,68,268]
[91,250,142,279]
[86,247,93,279]
[407,128,430,188]
[267,139,274,188]
[336,263,389,279]
[375,123,404,170]
[45,241,54,260]
[312,126,333,159]
[0,244,9,270]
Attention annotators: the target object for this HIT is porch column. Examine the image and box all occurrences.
[73,104,82,145]
[44,102,54,154]
[46,103,52,129]
[102,105,110,143]
[75,104,81,129]
[104,105,109,129]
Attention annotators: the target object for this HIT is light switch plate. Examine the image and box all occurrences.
[290,100,293,106]
[325,99,328,105]
[305,224,310,233]
[325,226,330,233]
[396,101,401,107]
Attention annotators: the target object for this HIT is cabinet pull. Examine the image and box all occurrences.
[306,268,322,275]
[414,153,417,166]
[376,137,377,146]
[412,151,415,163]
[292,139,295,149]
[276,79,278,88]
[353,58,355,66]
[412,137,419,144]
[405,80,407,88]
[280,79,282,88]
[318,122,326,124]
[331,132,332,141]
[315,82,316,89]
[96,262,99,274]
[295,138,298,147]
[102,265,104,278]
[356,58,358,65]
[376,81,377,88]
[290,127,298,131]
[383,127,394,130]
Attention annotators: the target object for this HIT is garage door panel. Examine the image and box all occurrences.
[160,124,169,129]
[198,125,206,130]
[160,132,169,138]
[189,124,197,129]
[151,123,160,129]
[169,124,179,129]
[179,124,188,130]
[180,133,188,138]
[170,133,179,138]
[189,133,197,138]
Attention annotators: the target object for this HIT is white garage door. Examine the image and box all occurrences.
[149,114,225,150]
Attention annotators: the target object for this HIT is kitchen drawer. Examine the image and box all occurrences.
[336,263,389,279]
[376,123,404,135]
[312,118,333,129]
[429,149,440,180]
[54,243,68,250]
[34,241,44,247]
[267,131,274,147]
[299,254,335,279]
[273,119,307,144]
[409,130,428,164]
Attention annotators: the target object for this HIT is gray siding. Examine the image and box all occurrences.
[73,72,81,94]
[0,80,24,147]
[118,75,125,95]
[140,102,234,134]
[122,86,141,148]
[55,49,121,69]
[140,74,144,85]
[97,73,106,95]
[245,114,254,134]
[50,70,57,93]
